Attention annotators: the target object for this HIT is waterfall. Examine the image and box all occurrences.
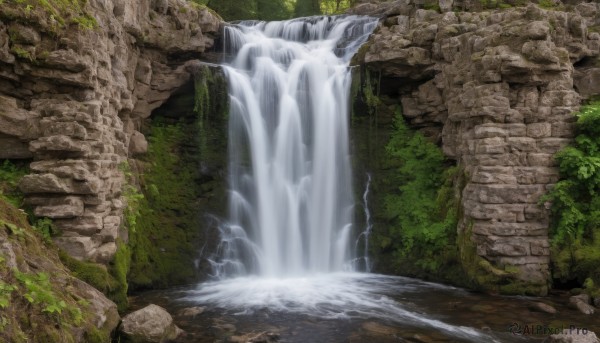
[209,16,378,278]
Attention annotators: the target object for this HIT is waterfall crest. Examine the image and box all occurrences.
[210,15,377,278]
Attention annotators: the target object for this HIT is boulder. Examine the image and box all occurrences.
[129,131,148,155]
[120,304,183,343]
[569,295,595,315]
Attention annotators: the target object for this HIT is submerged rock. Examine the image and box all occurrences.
[530,302,558,314]
[569,295,595,315]
[178,306,205,317]
[120,304,183,343]
[230,331,280,343]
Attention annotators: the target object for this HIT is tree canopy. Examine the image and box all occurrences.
[191,0,355,21]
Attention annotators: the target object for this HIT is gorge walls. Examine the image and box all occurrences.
[0,0,220,263]
[351,0,600,293]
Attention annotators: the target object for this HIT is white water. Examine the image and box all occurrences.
[196,16,496,342]
[209,16,378,277]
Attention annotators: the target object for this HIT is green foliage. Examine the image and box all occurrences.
[128,123,201,289]
[10,46,33,60]
[70,13,97,29]
[15,272,69,317]
[372,109,461,276]
[110,240,130,311]
[0,281,15,309]
[2,0,98,31]
[423,1,441,11]
[294,0,321,17]
[319,0,352,14]
[537,0,557,10]
[199,0,355,21]
[119,162,144,234]
[31,218,56,242]
[0,160,28,207]
[544,100,600,295]
[58,247,129,312]
[2,220,26,237]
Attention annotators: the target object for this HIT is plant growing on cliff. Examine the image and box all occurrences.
[376,109,461,275]
[0,160,28,207]
[0,281,15,309]
[119,162,144,233]
[544,100,600,294]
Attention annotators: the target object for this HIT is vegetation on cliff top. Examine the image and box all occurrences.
[544,100,600,297]
[0,0,97,31]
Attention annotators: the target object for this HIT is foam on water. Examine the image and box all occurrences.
[184,273,498,342]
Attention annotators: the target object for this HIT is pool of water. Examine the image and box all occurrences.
[128,273,599,342]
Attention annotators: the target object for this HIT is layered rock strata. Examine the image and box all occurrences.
[352,1,600,290]
[0,0,220,262]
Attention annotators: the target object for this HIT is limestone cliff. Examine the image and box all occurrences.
[351,0,600,293]
[0,0,221,263]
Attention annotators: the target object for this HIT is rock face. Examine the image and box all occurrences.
[0,0,220,262]
[120,304,183,343]
[353,1,600,292]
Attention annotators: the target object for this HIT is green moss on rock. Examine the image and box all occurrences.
[126,66,228,290]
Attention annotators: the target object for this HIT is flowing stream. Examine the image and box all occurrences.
[131,15,600,343]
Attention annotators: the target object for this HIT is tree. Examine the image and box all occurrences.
[256,0,292,20]
[207,0,256,21]
[294,0,321,17]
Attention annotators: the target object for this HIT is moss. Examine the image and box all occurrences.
[423,1,440,12]
[59,249,129,312]
[127,67,228,290]
[84,326,110,343]
[0,0,97,33]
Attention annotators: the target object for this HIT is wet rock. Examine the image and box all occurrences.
[362,321,398,335]
[120,304,183,343]
[178,306,205,317]
[543,330,600,343]
[230,331,280,343]
[213,323,237,333]
[569,295,595,315]
[529,302,558,314]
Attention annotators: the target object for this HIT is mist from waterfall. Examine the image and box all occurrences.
[209,16,378,278]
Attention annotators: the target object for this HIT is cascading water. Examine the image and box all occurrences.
[209,16,378,278]
[191,16,498,342]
